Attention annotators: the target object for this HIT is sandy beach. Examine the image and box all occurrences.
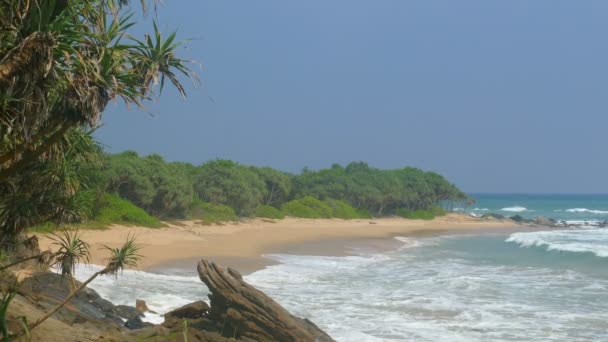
[37,214,524,273]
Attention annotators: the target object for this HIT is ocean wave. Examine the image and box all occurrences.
[566,208,608,215]
[506,229,608,258]
[394,236,423,248]
[473,208,489,211]
[74,264,208,324]
[500,206,528,212]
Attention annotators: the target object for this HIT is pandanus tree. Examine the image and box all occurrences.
[0,0,196,246]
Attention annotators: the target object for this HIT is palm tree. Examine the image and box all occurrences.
[0,0,197,244]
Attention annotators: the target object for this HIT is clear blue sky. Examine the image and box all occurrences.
[97,0,608,193]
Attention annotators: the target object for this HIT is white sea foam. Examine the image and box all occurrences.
[506,229,608,257]
[245,243,608,341]
[394,236,423,248]
[500,206,528,212]
[473,208,489,211]
[566,208,608,215]
[68,231,608,341]
[74,264,208,324]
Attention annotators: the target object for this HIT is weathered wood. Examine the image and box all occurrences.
[197,260,334,342]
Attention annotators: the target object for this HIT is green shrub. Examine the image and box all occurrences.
[188,197,238,224]
[431,206,447,216]
[395,208,435,220]
[281,196,334,218]
[255,205,285,219]
[94,193,164,228]
[356,208,372,219]
[324,199,363,219]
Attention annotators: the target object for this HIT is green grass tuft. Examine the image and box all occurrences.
[281,196,334,218]
[255,205,285,219]
[93,193,165,228]
[394,208,436,220]
[188,197,238,224]
[324,199,366,219]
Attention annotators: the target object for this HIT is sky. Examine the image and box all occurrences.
[97,0,608,194]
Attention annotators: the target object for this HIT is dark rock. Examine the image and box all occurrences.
[124,316,153,330]
[134,299,157,314]
[165,300,209,320]
[135,299,150,315]
[114,305,141,320]
[510,215,530,223]
[197,259,334,341]
[481,213,506,220]
[19,272,125,326]
[534,216,554,226]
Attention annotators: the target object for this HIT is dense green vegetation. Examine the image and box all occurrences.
[0,0,195,247]
[188,197,238,224]
[20,151,471,228]
[69,152,469,225]
[281,196,335,219]
[12,149,471,230]
[255,206,285,220]
[93,193,165,228]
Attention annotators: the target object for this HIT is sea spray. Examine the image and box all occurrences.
[74,264,208,324]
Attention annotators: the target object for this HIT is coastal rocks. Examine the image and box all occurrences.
[19,272,137,326]
[124,316,153,330]
[197,260,335,342]
[534,216,556,227]
[114,305,141,321]
[136,299,151,315]
[165,300,209,320]
[509,215,530,223]
[480,213,506,220]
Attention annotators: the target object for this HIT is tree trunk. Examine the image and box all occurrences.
[0,32,55,85]
[0,122,72,183]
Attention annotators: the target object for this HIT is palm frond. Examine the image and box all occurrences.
[48,230,91,283]
[101,234,141,276]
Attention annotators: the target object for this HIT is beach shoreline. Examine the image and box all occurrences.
[38,214,528,274]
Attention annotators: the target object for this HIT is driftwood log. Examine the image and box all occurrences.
[197,260,334,342]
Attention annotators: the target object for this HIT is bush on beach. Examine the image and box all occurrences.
[255,205,285,219]
[188,197,238,224]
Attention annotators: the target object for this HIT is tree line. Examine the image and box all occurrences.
[95,150,472,221]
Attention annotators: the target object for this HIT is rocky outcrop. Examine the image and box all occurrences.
[19,272,125,325]
[136,299,151,315]
[197,259,334,342]
[480,213,506,220]
[534,216,556,227]
[165,300,209,320]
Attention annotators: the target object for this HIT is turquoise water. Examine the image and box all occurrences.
[465,193,608,225]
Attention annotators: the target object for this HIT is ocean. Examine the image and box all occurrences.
[75,194,608,341]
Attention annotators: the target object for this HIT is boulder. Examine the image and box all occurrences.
[197,260,334,342]
[510,215,529,223]
[114,305,141,321]
[481,213,506,220]
[534,216,554,226]
[19,272,124,325]
[135,299,150,315]
[165,300,209,320]
[124,316,153,330]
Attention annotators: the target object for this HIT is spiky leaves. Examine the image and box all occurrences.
[101,234,141,276]
[48,230,90,286]
[1,0,196,242]
[0,289,16,342]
